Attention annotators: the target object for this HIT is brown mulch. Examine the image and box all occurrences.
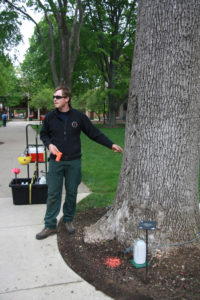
[57,207,200,300]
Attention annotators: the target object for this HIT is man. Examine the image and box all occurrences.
[2,112,7,127]
[36,86,123,240]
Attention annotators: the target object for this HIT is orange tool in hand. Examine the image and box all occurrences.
[53,149,63,162]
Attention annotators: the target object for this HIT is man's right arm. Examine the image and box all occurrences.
[40,117,59,155]
[40,117,51,149]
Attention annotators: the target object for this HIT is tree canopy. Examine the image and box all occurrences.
[1,0,136,120]
[20,0,136,118]
[31,87,54,111]
[3,0,83,87]
[0,2,23,107]
[0,3,22,55]
[82,0,137,125]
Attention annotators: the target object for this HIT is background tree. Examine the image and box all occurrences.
[30,87,54,111]
[21,18,56,92]
[0,5,22,55]
[82,0,137,126]
[0,4,22,107]
[15,1,136,120]
[0,56,22,106]
[20,15,106,112]
[84,0,200,247]
[86,88,108,121]
[72,88,107,120]
[21,16,102,98]
[3,0,83,87]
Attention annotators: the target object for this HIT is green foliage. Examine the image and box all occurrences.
[72,94,87,112]
[21,15,102,97]
[7,0,136,117]
[30,87,54,110]
[0,54,22,106]
[72,88,108,119]
[86,88,107,117]
[0,57,10,94]
[0,3,22,54]
[0,2,31,108]
[72,45,103,96]
[20,17,56,106]
[80,0,137,120]
[21,17,56,89]
[77,125,125,211]
[6,0,84,86]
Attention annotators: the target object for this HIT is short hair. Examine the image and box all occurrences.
[54,86,71,101]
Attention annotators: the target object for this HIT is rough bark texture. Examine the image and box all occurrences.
[84,0,200,246]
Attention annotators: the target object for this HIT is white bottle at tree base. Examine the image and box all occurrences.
[133,239,146,265]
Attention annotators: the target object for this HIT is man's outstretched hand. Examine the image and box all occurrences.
[112,144,123,153]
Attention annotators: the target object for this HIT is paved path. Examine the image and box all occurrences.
[0,121,112,300]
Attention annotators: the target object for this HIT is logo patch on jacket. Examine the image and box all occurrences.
[72,121,78,128]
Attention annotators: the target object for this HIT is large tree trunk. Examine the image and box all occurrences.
[84,0,200,246]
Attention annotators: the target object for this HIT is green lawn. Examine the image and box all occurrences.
[78,124,200,211]
[33,123,125,211]
[32,123,200,211]
[77,125,125,211]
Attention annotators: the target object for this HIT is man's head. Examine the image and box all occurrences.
[54,86,71,101]
[53,86,71,111]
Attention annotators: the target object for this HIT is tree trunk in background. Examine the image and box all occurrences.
[108,93,116,127]
[4,0,83,88]
[37,108,40,121]
[84,0,200,246]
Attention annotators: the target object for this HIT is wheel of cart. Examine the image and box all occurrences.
[9,124,48,205]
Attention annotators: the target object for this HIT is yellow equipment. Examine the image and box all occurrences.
[17,155,32,165]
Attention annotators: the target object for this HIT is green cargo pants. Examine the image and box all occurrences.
[44,158,81,229]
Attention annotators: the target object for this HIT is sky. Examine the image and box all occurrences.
[10,9,43,66]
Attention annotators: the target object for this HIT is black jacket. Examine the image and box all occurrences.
[40,108,114,161]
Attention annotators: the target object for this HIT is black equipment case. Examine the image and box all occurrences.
[9,124,48,205]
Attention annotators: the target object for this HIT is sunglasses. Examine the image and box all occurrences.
[53,95,64,100]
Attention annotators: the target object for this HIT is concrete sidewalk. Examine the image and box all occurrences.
[0,121,112,300]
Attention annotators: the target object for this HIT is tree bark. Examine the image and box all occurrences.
[107,91,116,127]
[84,0,200,246]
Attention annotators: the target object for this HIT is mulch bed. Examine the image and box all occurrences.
[57,207,200,300]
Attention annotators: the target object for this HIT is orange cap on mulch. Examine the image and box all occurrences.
[104,257,121,268]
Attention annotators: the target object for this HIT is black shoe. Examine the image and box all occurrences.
[36,228,57,240]
[65,222,75,234]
